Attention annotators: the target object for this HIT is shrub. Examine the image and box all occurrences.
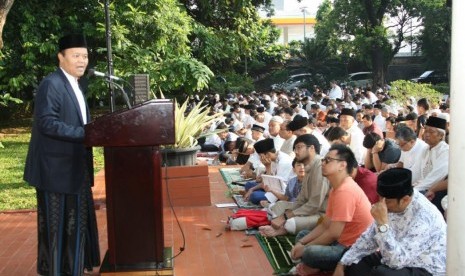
[388,80,443,105]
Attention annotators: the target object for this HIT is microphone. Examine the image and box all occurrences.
[88,68,122,81]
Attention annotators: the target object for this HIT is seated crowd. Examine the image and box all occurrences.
[193,83,449,275]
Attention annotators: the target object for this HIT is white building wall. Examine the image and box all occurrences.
[260,0,323,43]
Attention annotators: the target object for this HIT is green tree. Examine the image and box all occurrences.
[0,0,102,102]
[102,0,213,97]
[181,0,279,76]
[0,0,214,105]
[297,38,346,83]
[417,0,451,72]
[314,0,447,87]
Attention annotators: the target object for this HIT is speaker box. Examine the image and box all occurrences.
[129,74,150,105]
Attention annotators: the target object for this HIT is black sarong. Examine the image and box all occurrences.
[36,186,100,276]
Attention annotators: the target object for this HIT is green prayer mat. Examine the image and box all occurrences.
[219,167,245,186]
[255,234,297,275]
[220,168,261,209]
[255,234,335,275]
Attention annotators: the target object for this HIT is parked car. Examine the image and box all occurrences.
[341,72,373,88]
[411,70,449,85]
[271,73,312,91]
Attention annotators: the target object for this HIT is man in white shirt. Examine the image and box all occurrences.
[202,122,229,152]
[328,80,343,100]
[291,103,309,118]
[267,116,285,151]
[250,124,266,142]
[278,120,296,159]
[387,126,429,184]
[288,115,330,157]
[243,138,294,204]
[339,108,366,165]
[413,117,449,192]
[256,106,272,127]
[242,104,256,129]
[373,104,386,132]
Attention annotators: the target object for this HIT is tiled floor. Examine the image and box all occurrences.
[0,166,274,276]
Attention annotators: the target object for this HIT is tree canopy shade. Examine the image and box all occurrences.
[0,0,281,105]
[314,0,450,87]
[182,0,280,73]
[418,0,451,72]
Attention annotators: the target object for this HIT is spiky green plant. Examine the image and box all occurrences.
[167,98,223,149]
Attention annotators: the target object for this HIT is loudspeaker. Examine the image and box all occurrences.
[129,74,150,105]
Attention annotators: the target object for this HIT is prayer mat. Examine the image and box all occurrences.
[219,167,252,186]
[255,234,297,275]
[232,194,261,209]
[255,234,334,276]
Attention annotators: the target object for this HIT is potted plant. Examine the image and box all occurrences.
[161,98,223,166]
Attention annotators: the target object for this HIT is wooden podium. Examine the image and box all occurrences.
[85,100,175,274]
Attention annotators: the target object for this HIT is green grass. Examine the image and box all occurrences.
[0,132,35,210]
[0,127,105,211]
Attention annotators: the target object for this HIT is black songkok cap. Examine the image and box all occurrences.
[256,106,265,113]
[377,168,413,199]
[58,34,87,51]
[340,108,356,118]
[287,115,308,131]
[254,138,275,154]
[425,116,447,130]
[327,116,339,124]
[251,124,265,133]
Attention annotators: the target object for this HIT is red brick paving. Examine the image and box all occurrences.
[0,166,275,276]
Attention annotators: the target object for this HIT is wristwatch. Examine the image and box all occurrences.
[378,224,389,233]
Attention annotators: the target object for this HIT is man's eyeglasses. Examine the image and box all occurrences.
[294,144,310,152]
[322,156,344,164]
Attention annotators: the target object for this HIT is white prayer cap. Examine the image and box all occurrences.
[233,121,245,132]
[270,115,284,124]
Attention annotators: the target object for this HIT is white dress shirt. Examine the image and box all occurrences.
[61,68,87,124]
[271,151,295,182]
[373,114,386,132]
[272,135,285,152]
[312,130,330,157]
[347,124,366,165]
[280,135,296,159]
[398,139,429,184]
[413,141,449,191]
[328,85,343,99]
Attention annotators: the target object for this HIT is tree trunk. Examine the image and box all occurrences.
[0,0,15,49]
[371,44,386,89]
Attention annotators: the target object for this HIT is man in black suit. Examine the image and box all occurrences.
[24,34,100,276]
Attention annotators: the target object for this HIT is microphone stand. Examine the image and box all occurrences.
[104,79,132,109]
[104,0,116,112]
